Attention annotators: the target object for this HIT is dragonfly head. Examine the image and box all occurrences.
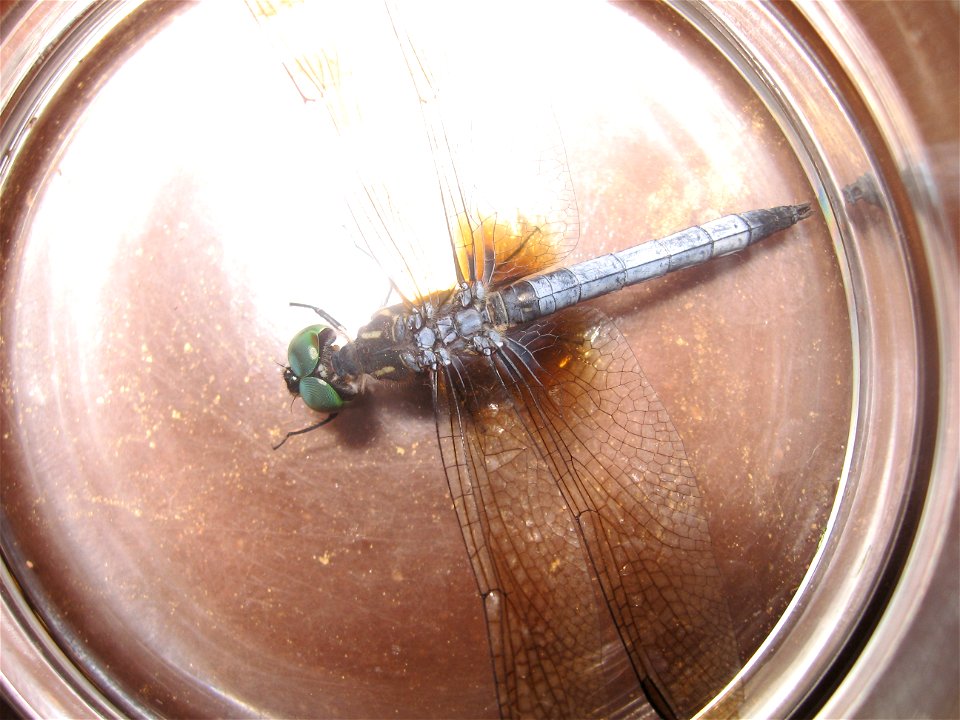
[283,324,345,413]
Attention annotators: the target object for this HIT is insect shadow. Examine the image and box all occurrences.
[305,374,436,451]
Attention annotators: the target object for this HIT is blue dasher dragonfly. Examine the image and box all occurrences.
[247,2,812,718]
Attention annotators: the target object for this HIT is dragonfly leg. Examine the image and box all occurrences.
[289,302,349,335]
[272,413,339,450]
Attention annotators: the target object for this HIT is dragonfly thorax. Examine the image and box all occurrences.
[333,287,507,383]
[401,304,505,372]
[401,286,506,372]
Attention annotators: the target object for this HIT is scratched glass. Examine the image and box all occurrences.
[0,2,852,719]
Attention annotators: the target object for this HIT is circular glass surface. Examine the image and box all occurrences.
[4,0,950,718]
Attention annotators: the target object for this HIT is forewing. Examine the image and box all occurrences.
[393,4,582,288]
[504,306,743,719]
[432,360,649,719]
[245,1,460,303]
[246,1,580,301]
[458,125,581,289]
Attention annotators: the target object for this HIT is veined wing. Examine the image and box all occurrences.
[433,350,637,719]
[387,3,581,290]
[434,306,742,719]
[244,0,448,303]
[245,1,580,304]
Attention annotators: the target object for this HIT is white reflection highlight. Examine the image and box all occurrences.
[26,0,750,362]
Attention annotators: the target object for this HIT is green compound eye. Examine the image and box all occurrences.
[285,324,343,413]
[298,376,343,412]
[287,324,332,378]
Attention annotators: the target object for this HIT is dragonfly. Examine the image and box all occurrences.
[247,2,812,718]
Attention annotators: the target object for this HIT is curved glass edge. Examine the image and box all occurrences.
[1,1,147,718]
[0,0,146,187]
[0,561,124,719]
[669,1,950,718]
[2,0,954,718]
[796,3,959,717]
[672,4,864,715]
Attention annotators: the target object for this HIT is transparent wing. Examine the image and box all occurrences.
[243,0,340,104]
[245,0,448,302]
[387,4,581,289]
[432,358,638,719]
[245,1,580,303]
[434,306,742,719]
